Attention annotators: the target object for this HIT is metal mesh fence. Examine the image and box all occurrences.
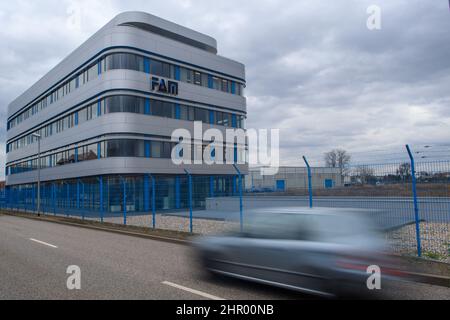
[0,174,242,235]
[1,146,449,261]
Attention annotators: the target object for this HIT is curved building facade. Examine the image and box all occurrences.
[5,11,247,213]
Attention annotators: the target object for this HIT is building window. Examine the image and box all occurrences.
[106,53,144,72]
[151,141,162,158]
[212,77,220,90]
[215,111,223,126]
[7,52,244,132]
[87,64,98,82]
[194,72,202,85]
[6,95,244,154]
[150,60,171,78]
[194,108,208,123]
[221,79,229,92]
[152,100,174,118]
[180,67,193,83]
[106,139,145,158]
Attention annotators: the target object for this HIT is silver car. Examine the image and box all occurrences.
[194,207,405,298]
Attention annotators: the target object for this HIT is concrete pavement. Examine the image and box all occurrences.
[0,215,448,300]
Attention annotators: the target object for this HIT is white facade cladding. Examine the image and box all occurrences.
[5,12,247,211]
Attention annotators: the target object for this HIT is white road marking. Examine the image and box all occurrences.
[162,281,225,300]
[29,238,58,248]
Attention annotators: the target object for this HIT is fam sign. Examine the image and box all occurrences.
[151,76,178,96]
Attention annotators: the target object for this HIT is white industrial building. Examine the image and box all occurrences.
[245,166,343,192]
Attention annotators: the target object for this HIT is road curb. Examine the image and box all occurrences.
[397,255,450,288]
[403,271,450,288]
[1,210,192,246]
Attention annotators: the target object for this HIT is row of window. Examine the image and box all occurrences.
[104,53,243,94]
[104,95,245,127]
[8,63,96,131]
[7,95,245,153]
[8,51,245,131]
[6,138,244,176]
[5,175,237,211]
[7,101,98,153]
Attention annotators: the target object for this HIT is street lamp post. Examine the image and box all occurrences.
[32,133,41,216]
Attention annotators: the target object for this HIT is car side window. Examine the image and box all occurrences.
[242,214,316,241]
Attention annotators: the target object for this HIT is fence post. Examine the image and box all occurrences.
[175,176,181,209]
[81,181,85,221]
[302,156,313,208]
[99,176,104,223]
[144,174,150,213]
[121,177,127,226]
[67,183,70,217]
[184,169,193,233]
[151,175,156,229]
[76,179,80,211]
[406,145,422,257]
[233,164,244,232]
[32,184,36,212]
[52,183,56,216]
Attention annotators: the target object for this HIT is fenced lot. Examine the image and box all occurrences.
[1,152,449,262]
[240,157,450,262]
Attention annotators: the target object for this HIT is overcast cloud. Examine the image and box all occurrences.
[1,0,450,178]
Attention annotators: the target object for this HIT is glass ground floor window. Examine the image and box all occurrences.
[4,174,238,214]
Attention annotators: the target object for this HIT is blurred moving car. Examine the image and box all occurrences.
[193,207,405,298]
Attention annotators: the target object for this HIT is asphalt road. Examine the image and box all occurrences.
[0,214,448,300]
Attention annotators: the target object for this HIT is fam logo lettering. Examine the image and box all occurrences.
[151,77,178,96]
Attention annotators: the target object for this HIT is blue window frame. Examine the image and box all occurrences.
[145,141,151,158]
[231,114,237,128]
[97,143,101,159]
[175,104,181,119]
[144,57,150,74]
[208,75,213,89]
[145,99,150,115]
[174,66,180,80]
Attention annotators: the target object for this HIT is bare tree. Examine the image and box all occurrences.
[324,149,351,178]
[397,162,411,181]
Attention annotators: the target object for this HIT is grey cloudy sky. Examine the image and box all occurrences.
[1,0,450,178]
